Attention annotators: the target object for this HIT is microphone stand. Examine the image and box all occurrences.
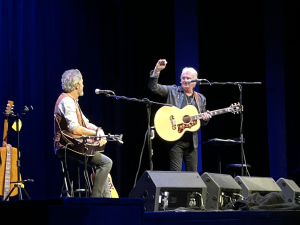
[4,105,34,201]
[96,92,171,171]
[195,81,261,176]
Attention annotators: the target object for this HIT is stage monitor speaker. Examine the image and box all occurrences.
[276,178,300,204]
[234,176,282,198]
[201,172,242,210]
[128,171,207,211]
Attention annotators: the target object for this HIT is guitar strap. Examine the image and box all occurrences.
[194,92,201,113]
[178,92,184,109]
[179,91,201,113]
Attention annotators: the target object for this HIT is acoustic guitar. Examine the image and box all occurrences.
[154,103,243,142]
[60,130,123,156]
[107,173,119,198]
[0,101,19,200]
[60,130,105,156]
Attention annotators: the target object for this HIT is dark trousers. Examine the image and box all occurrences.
[56,149,112,197]
[168,140,198,171]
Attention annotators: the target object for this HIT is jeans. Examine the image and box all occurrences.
[168,140,198,171]
[56,149,112,197]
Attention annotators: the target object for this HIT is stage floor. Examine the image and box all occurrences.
[0,197,300,225]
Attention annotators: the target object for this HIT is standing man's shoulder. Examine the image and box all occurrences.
[195,91,206,102]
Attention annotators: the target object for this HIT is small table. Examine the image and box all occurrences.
[200,138,244,174]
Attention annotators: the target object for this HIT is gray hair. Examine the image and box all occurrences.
[61,69,82,92]
[181,67,198,79]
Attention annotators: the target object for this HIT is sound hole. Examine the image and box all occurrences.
[183,115,191,123]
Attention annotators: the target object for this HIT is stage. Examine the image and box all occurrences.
[0,197,300,225]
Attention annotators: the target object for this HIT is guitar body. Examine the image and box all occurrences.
[154,103,243,142]
[107,173,119,198]
[0,146,18,198]
[60,130,105,156]
[154,105,201,142]
[91,172,119,198]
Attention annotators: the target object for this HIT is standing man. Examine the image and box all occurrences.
[54,69,112,197]
[148,59,211,172]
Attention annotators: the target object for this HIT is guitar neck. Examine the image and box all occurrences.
[2,117,9,147]
[192,107,233,120]
[3,100,14,147]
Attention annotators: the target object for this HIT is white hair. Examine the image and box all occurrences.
[61,69,82,93]
[181,67,198,79]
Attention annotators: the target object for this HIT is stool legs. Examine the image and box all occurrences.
[60,160,73,197]
[60,160,92,197]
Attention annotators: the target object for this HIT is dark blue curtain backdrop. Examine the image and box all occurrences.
[0,0,299,200]
[174,0,202,172]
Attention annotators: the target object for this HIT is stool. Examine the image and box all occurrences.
[60,158,92,197]
[226,164,251,177]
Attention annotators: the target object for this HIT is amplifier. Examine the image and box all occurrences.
[235,176,282,198]
[129,171,207,211]
[201,172,242,210]
[276,178,300,204]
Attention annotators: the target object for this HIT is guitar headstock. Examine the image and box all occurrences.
[229,102,243,114]
[3,100,14,117]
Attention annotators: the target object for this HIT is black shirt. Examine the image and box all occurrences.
[180,92,199,141]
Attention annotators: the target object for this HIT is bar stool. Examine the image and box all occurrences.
[226,164,251,177]
[60,158,91,197]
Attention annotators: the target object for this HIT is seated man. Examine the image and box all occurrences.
[54,69,112,197]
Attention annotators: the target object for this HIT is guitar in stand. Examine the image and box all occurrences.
[73,134,123,197]
[1,102,34,201]
[154,103,243,142]
[0,101,19,201]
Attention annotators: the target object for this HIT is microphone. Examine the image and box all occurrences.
[95,89,115,95]
[187,79,208,83]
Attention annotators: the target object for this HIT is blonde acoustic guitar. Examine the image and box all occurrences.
[154,103,243,142]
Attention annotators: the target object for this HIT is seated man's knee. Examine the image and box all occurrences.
[107,158,113,169]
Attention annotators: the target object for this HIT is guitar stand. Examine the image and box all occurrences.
[3,106,34,201]
[4,179,33,201]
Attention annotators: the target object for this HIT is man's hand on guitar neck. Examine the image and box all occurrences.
[202,111,212,121]
[96,128,107,147]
